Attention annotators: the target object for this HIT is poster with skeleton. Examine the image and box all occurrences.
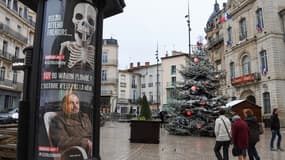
[37,0,97,160]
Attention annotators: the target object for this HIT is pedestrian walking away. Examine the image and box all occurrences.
[214,109,232,160]
[270,108,284,151]
[232,115,249,160]
[244,109,261,160]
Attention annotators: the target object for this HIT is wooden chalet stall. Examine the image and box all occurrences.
[226,100,262,122]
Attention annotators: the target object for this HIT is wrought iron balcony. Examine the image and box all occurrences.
[0,23,28,44]
[0,49,14,62]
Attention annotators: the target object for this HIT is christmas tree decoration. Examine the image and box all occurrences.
[191,85,197,91]
[164,46,230,137]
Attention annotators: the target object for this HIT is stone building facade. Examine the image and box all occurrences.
[0,0,35,111]
[206,0,285,124]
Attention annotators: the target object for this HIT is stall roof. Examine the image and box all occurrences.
[19,0,125,18]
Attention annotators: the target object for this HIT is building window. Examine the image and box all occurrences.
[0,67,5,81]
[15,47,19,58]
[256,8,264,31]
[19,7,22,17]
[120,82,126,88]
[101,70,107,81]
[227,26,232,45]
[149,92,153,103]
[230,62,235,78]
[216,60,221,71]
[171,76,176,85]
[2,41,8,56]
[148,82,153,87]
[242,55,250,75]
[102,52,108,63]
[149,74,153,82]
[12,71,17,83]
[120,90,126,97]
[263,92,271,114]
[131,76,136,88]
[23,7,28,19]
[260,50,268,74]
[13,0,17,11]
[132,90,136,103]
[7,0,11,8]
[239,18,247,40]
[171,65,176,75]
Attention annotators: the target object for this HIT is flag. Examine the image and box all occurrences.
[262,67,267,76]
[220,12,230,23]
[256,24,263,32]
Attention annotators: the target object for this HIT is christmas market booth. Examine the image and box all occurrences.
[226,100,262,122]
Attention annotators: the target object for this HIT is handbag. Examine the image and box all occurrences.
[221,118,232,143]
[232,145,239,156]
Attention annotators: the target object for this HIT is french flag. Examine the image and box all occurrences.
[256,24,263,32]
[220,13,230,23]
[262,67,267,76]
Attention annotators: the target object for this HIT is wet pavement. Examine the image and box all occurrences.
[100,121,285,160]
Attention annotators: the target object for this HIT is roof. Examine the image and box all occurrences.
[225,100,245,108]
[19,0,125,18]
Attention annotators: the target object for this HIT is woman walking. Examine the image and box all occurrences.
[244,109,260,160]
[232,115,249,160]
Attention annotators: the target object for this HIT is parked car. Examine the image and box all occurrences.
[0,107,19,124]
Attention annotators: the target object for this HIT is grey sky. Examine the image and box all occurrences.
[103,0,227,69]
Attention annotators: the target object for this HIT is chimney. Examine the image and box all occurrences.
[145,62,150,67]
[130,63,133,69]
[137,62,140,68]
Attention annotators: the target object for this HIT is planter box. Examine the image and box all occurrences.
[129,120,160,144]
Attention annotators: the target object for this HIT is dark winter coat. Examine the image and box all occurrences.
[232,119,249,149]
[245,116,260,145]
[270,114,280,130]
[50,112,92,152]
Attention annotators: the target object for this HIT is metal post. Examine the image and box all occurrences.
[185,0,191,54]
[155,48,159,111]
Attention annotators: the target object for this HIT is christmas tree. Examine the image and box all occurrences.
[165,44,229,136]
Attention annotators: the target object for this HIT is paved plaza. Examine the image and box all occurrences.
[100,121,285,160]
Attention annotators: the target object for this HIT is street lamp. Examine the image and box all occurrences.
[155,49,159,111]
[185,0,191,54]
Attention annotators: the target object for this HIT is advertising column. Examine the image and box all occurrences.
[37,0,97,159]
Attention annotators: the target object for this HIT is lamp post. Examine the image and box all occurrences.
[185,0,191,54]
[155,48,159,111]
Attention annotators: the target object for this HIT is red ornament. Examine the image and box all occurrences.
[191,86,197,91]
[186,110,192,116]
[196,124,202,129]
[201,100,206,106]
[194,57,199,63]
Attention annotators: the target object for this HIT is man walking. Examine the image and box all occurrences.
[270,108,284,151]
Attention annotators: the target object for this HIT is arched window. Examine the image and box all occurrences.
[242,55,250,75]
[246,95,256,104]
[263,92,271,114]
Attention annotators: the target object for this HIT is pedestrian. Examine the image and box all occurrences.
[244,109,260,160]
[232,115,249,160]
[214,109,232,160]
[270,108,284,151]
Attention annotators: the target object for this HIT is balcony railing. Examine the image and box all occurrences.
[102,59,118,65]
[0,49,14,62]
[0,79,23,91]
[101,90,113,96]
[231,72,261,86]
[207,35,224,49]
[0,23,28,44]
[101,78,118,84]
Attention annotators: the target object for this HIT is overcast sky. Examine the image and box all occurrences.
[103,0,227,69]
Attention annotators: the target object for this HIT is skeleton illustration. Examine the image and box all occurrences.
[59,3,97,70]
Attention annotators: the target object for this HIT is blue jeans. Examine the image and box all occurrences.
[248,143,260,160]
[270,129,282,149]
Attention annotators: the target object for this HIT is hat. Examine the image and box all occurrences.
[232,115,240,121]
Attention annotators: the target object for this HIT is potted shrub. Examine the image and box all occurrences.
[129,95,160,144]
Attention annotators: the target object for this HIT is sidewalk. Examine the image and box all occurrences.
[100,121,285,160]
